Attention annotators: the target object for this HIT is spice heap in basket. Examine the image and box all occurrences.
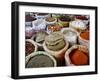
[25,12,90,68]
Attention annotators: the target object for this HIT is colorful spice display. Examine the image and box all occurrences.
[25,12,90,68]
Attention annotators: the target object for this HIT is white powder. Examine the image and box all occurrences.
[70,20,87,30]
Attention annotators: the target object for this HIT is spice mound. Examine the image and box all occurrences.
[75,15,88,20]
[62,28,78,45]
[26,55,54,68]
[26,51,57,68]
[70,20,87,30]
[45,32,66,51]
[25,41,35,56]
[69,49,89,65]
[80,31,89,40]
[46,17,56,22]
[59,16,71,22]
[48,25,62,32]
[35,31,48,44]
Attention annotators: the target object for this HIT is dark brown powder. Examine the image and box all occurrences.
[25,41,35,56]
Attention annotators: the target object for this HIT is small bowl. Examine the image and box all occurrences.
[58,16,71,27]
[25,51,57,68]
[45,17,57,25]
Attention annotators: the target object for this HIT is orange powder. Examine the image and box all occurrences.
[80,31,89,40]
[69,49,89,65]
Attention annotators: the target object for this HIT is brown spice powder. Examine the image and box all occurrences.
[25,41,35,56]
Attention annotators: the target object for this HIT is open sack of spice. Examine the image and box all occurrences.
[65,45,89,66]
[25,51,57,68]
[32,19,46,32]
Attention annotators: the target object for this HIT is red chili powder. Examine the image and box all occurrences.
[80,31,89,40]
[69,49,89,65]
